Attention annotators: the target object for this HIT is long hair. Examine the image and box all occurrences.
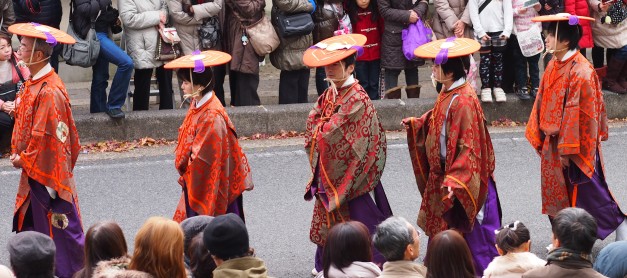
[322,221,373,277]
[425,230,475,278]
[129,217,187,278]
[74,221,128,278]
[345,0,379,28]
[189,233,216,278]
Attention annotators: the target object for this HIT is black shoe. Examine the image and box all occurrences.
[530,88,538,99]
[106,108,125,119]
[516,88,531,100]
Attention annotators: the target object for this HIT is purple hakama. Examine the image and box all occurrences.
[14,178,85,278]
[313,181,393,272]
[183,185,245,222]
[564,153,625,239]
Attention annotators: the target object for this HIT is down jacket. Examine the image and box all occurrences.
[564,0,593,48]
[431,0,473,39]
[269,0,314,71]
[167,0,224,55]
[0,0,15,37]
[119,0,168,69]
[312,0,342,43]
[13,0,61,27]
[71,0,118,39]
[224,0,265,74]
[587,0,627,49]
[379,0,428,70]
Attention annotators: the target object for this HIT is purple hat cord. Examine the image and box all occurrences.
[434,37,456,65]
[31,23,58,46]
[192,50,205,73]
[568,15,579,25]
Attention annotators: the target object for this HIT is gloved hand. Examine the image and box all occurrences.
[308,0,316,14]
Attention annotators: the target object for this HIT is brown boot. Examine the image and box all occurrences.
[603,57,627,94]
[406,85,421,98]
[385,86,403,99]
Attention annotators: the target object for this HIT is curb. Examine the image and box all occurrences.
[74,93,627,143]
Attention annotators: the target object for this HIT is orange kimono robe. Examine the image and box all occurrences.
[525,51,609,216]
[304,82,387,245]
[173,94,253,223]
[11,69,81,231]
[405,82,496,237]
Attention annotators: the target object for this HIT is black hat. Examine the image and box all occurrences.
[181,215,214,253]
[203,213,249,259]
[8,231,56,273]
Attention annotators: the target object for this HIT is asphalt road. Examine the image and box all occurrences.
[1,125,626,277]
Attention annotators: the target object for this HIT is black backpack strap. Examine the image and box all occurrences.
[478,0,493,14]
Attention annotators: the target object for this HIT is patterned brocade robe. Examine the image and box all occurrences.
[405,83,495,237]
[525,52,608,216]
[173,94,253,223]
[11,70,81,231]
[304,82,387,245]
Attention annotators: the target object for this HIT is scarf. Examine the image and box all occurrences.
[546,247,593,269]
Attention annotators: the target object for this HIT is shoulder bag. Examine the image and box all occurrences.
[240,13,280,56]
[156,27,183,61]
[62,0,101,68]
[199,16,221,50]
[274,9,314,38]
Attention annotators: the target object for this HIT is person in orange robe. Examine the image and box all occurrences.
[404,38,502,275]
[169,50,253,223]
[8,23,84,278]
[302,34,392,275]
[525,15,627,241]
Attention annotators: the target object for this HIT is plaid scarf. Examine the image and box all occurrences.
[546,247,593,269]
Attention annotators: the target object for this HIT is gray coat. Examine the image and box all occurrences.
[269,0,314,71]
[430,0,473,40]
[119,0,168,69]
[167,0,224,55]
[0,0,15,37]
[378,0,428,70]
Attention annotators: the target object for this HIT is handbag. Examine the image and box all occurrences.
[274,10,314,38]
[155,27,183,61]
[515,24,544,57]
[199,17,221,50]
[603,0,627,25]
[62,0,100,68]
[402,19,433,61]
[242,14,280,56]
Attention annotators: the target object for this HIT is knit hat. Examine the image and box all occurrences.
[181,215,215,253]
[7,231,56,273]
[203,213,249,259]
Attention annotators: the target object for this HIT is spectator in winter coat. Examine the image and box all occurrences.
[270,0,315,104]
[594,241,627,278]
[12,0,62,71]
[563,0,593,52]
[311,0,342,95]
[431,0,473,39]
[378,0,428,99]
[373,217,427,278]
[0,0,15,37]
[72,0,133,118]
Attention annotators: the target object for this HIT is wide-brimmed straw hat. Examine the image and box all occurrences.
[303,34,367,68]
[414,37,480,65]
[8,22,75,45]
[164,50,231,73]
[532,13,595,23]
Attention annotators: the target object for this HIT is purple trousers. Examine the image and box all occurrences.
[564,154,625,240]
[183,186,245,222]
[14,178,85,278]
[314,182,393,272]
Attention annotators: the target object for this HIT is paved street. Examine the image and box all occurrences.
[1,125,626,277]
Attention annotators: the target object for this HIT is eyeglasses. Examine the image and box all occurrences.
[17,44,32,53]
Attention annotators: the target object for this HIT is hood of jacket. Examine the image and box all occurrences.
[213,256,270,278]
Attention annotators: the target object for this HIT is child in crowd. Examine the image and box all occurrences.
[469,0,513,103]
[483,221,546,278]
[346,0,384,100]
[511,0,542,100]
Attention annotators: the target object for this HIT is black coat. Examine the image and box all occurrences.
[12,0,62,27]
[378,0,428,69]
[71,0,118,39]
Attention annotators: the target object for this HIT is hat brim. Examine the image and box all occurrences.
[532,14,595,22]
[9,23,76,44]
[164,50,232,69]
[303,34,367,68]
[414,38,480,60]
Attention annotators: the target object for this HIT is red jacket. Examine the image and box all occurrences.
[353,9,384,61]
[564,0,593,48]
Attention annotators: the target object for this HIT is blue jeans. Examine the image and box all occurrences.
[90,32,134,112]
[355,60,381,100]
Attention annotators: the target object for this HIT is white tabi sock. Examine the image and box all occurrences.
[616,217,627,241]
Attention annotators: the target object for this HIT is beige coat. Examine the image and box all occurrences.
[119,0,168,69]
[378,261,427,278]
[430,0,473,39]
[269,0,314,71]
[91,256,155,278]
[167,0,224,55]
[587,0,627,49]
[482,252,547,278]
